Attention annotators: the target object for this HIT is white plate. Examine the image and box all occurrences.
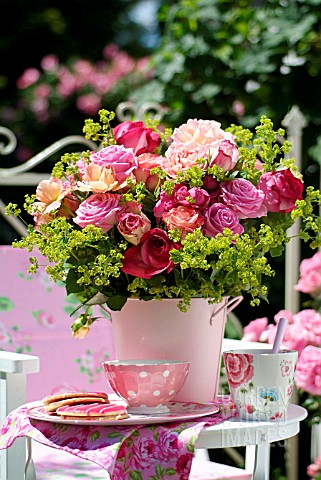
[27,401,220,426]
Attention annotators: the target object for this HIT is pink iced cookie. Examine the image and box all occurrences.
[56,402,129,420]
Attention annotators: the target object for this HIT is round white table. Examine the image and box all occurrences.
[195,403,307,479]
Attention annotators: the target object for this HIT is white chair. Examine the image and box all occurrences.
[0,351,39,480]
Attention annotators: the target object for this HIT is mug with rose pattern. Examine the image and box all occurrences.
[223,349,298,421]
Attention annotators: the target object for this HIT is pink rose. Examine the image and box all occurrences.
[220,179,267,219]
[163,205,204,239]
[163,143,209,177]
[156,430,181,461]
[242,317,268,342]
[113,121,161,155]
[128,436,158,469]
[171,118,234,147]
[154,184,209,218]
[73,193,123,233]
[295,345,321,395]
[203,203,244,237]
[135,153,164,191]
[90,145,136,187]
[257,168,304,213]
[295,252,321,297]
[224,353,254,388]
[121,228,175,279]
[293,309,321,346]
[16,67,40,89]
[209,139,239,171]
[117,212,151,244]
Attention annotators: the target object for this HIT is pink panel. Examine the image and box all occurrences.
[0,246,115,401]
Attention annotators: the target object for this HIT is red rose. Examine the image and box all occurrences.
[257,168,304,213]
[113,121,161,156]
[224,352,254,388]
[121,228,175,279]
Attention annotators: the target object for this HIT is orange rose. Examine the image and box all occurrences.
[163,206,203,239]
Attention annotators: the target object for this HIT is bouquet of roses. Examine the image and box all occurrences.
[6,109,321,336]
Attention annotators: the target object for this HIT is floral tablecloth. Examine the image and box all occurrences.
[0,396,237,480]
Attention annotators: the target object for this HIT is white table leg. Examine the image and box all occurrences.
[252,444,270,480]
[25,438,37,480]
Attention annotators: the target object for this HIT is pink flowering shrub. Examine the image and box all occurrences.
[15,44,150,122]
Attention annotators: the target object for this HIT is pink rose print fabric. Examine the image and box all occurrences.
[224,353,254,388]
[0,397,236,480]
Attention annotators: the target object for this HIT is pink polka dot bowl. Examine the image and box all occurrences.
[103,359,190,414]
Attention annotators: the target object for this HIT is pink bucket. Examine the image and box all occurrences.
[109,297,242,403]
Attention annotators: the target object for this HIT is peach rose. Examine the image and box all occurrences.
[163,144,208,177]
[163,205,204,239]
[36,177,70,212]
[135,153,164,191]
[80,164,120,192]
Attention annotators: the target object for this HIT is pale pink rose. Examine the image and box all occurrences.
[73,193,124,233]
[57,67,77,97]
[293,309,321,346]
[224,353,254,388]
[203,203,244,237]
[171,118,234,147]
[135,152,164,191]
[209,139,239,171]
[163,143,209,177]
[16,68,40,89]
[242,317,268,342]
[257,168,304,213]
[163,205,204,239]
[295,345,321,395]
[274,310,294,324]
[220,179,267,219]
[117,212,151,244]
[36,178,70,212]
[90,145,136,187]
[80,164,119,192]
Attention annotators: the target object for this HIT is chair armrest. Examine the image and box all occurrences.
[0,351,39,374]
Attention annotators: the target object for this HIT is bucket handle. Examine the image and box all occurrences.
[210,296,243,326]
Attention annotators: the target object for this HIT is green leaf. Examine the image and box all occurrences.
[129,471,144,480]
[106,295,127,311]
[155,465,165,476]
[166,468,177,476]
[89,431,100,442]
